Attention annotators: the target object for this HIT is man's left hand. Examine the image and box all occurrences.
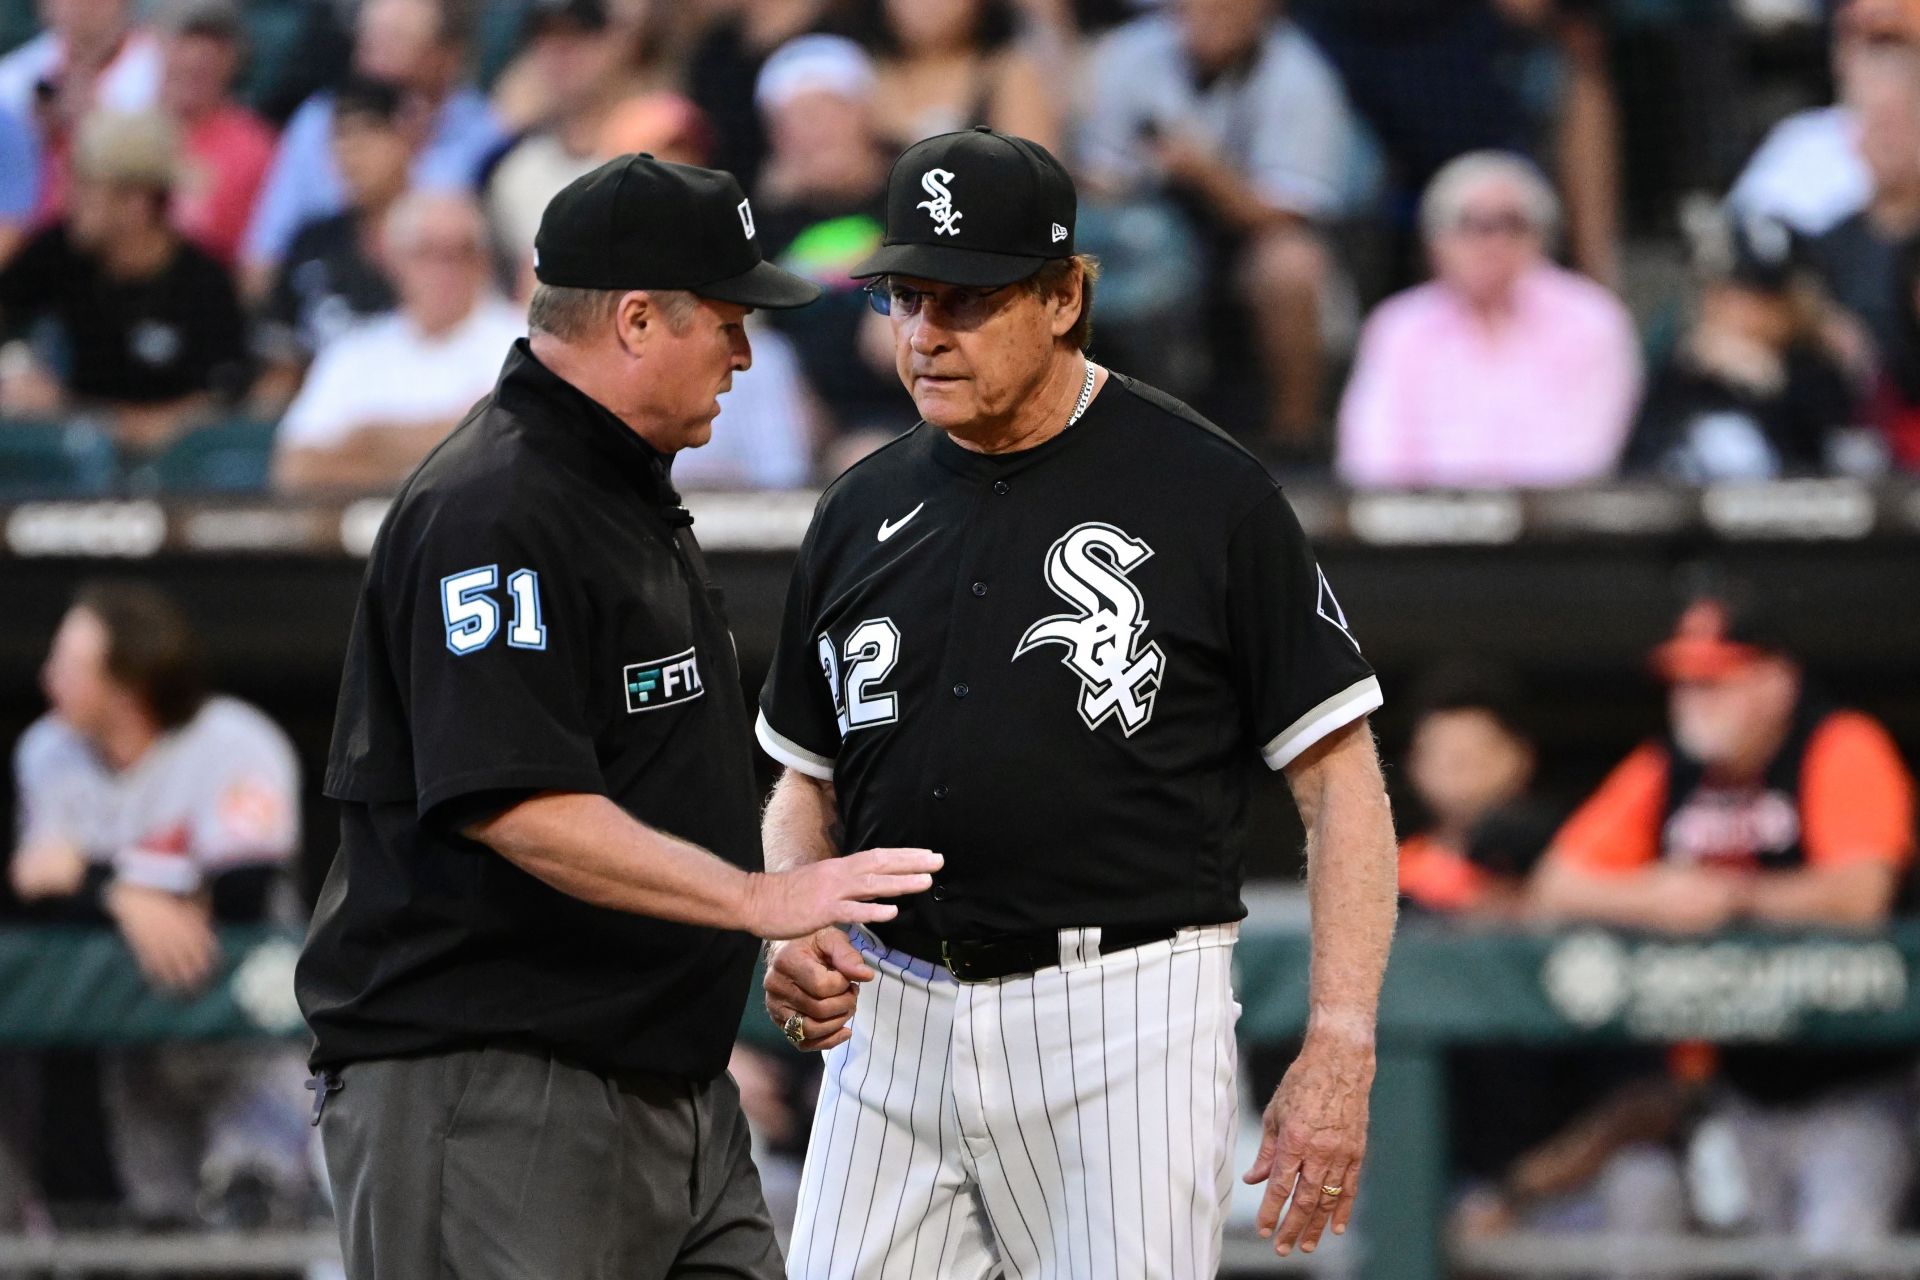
[1243,1029,1376,1255]
[9,843,87,901]
[106,882,220,995]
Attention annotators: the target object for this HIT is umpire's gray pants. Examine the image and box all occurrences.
[318,1044,782,1280]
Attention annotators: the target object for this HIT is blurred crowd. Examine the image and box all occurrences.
[5,0,1920,494]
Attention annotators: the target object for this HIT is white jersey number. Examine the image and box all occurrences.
[441,564,546,655]
[818,618,900,736]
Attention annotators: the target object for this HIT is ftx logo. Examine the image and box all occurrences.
[624,646,704,713]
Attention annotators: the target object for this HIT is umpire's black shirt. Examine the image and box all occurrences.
[297,340,760,1081]
[757,372,1382,937]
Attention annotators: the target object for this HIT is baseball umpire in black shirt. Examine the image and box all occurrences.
[296,155,941,1279]
[757,128,1400,1275]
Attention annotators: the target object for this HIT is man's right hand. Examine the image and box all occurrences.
[105,881,220,995]
[741,847,941,941]
[765,928,876,1052]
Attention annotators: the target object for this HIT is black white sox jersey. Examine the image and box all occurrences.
[757,372,1381,936]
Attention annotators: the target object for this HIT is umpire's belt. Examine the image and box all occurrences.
[870,921,1179,983]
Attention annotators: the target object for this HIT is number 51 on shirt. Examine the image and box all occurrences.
[440,566,547,654]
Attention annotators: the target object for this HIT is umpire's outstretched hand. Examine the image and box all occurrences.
[743,847,941,942]
[764,927,874,1052]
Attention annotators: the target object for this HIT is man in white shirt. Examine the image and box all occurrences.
[273,189,524,493]
[0,0,160,120]
[9,583,309,1228]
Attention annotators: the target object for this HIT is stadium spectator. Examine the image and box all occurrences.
[252,77,413,411]
[1530,590,1917,1255]
[1076,0,1371,447]
[0,0,159,122]
[1801,40,1920,388]
[1296,0,1622,287]
[0,102,39,265]
[864,0,1058,153]
[489,0,678,138]
[1336,151,1640,488]
[484,0,626,281]
[154,0,275,267]
[0,110,250,450]
[1627,213,1859,482]
[272,190,522,493]
[1725,0,1917,237]
[750,34,901,460]
[1396,664,1554,919]
[686,0,837,193]
[242,0,504,288]
[672,317,816,490]
[9,583,310,1228]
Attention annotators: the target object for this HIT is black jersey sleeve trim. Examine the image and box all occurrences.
[755,711,836,781]
[1259,675,1383,771]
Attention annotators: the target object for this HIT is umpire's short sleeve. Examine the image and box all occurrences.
[393,502,603,817]
[756,530,839,781]
[1227,489,1382,771]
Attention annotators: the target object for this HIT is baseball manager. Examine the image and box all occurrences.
[757,127,1399,1277]
[296,155,941,1279]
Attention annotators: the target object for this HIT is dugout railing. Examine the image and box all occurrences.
[4,910,1918,1279]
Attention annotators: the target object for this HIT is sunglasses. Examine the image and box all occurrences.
[1451,210,1535,238]
[863,279,1016,327]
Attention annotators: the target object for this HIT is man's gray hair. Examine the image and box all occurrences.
[1419,150,1560,242]
[526,284,699,341]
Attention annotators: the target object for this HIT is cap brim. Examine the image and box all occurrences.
[696,259,823,309]
[1649,637,1766,683]
[851,242,1049,287]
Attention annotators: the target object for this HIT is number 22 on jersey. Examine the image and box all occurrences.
[441,565,547,654]
[818,619,899,736]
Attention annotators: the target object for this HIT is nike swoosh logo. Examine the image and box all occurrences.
[877,503,925,542]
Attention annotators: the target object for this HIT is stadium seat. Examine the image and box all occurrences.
[134,418,280,494]
[0,418,118,499]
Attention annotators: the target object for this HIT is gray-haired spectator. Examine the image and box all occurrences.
[0,110,250,450]
[272,190,522,492]
[1076,0,1375,447]
[242,0,504,289]
[1337,151,1640,488]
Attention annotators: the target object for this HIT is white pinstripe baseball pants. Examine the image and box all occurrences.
[786,923,1242,1280]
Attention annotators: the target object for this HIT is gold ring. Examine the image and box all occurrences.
[782,1012,806,1046]
[1320,1184,1343,1198]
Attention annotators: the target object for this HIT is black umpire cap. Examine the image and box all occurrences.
[534,153,821,309]
[853,126,1077,287]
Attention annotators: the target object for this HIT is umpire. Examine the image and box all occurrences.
[296,155,941,1279]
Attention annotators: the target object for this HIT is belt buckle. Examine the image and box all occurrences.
[940,940,986,983]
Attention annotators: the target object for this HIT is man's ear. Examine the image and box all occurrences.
[615,291,653,358]
[1049,264,1084,339]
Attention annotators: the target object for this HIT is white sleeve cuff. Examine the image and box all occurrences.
[755,711,836,781]
[115,849,203,895]
[1260,675,1383,771]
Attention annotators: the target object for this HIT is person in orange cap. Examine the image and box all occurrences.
[1529,586,1916,1250]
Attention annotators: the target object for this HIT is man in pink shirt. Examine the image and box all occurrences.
[1337,151,1642,488]
[157,0,275,266]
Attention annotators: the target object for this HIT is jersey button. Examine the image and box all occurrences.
[992,480,1010,495]
[952,682,970,698]
[931,884,950,901]
[971,581,987,597]
[932,784,949,800]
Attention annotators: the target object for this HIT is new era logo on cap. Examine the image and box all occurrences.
[737,197,754,240]
[854,127,1076,288]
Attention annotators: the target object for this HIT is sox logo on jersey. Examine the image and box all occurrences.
[1015,522,1164,736]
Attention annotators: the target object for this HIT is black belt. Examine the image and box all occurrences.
[869,921,1180,983]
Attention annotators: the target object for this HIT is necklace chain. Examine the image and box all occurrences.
[1064,359,1097,430]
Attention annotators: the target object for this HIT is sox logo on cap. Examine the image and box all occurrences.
[917,168,962,236]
